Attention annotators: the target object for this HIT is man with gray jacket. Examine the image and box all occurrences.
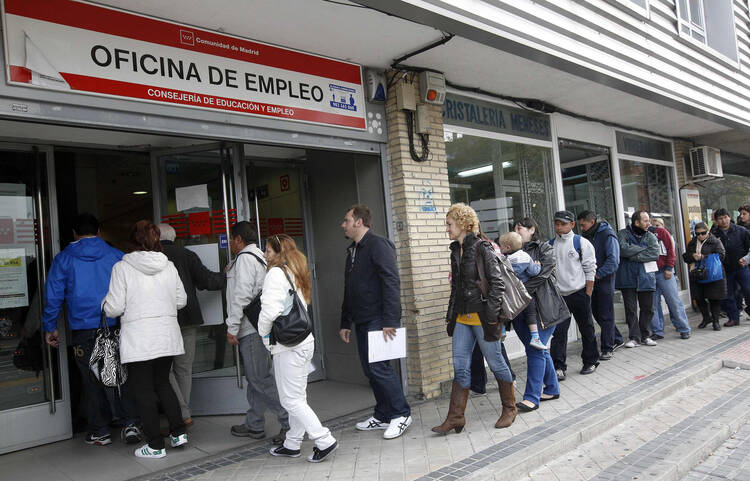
[549,211,600,378]
[225,221,289,444]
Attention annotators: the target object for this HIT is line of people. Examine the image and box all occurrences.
[435,202,749,432]
[42,204,412,463]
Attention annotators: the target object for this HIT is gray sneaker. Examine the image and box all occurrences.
[556,369,566,381]
[230,424,265,439]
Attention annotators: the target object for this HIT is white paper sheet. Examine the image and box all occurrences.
[368,327,406,363]
[644,261,658,273]
[185,243,224,326]
[176,184,209,212]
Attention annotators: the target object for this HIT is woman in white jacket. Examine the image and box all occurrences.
[260,234,338,463]
[103,221,187,459]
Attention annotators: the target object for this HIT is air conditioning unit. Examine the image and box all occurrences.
[689,146,723,180]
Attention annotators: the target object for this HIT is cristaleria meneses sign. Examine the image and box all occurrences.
[1,0,367,130]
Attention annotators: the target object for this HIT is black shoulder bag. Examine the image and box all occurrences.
[270,267,313,347]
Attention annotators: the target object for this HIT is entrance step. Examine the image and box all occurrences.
[515,367,750,481]
[683,421,750,481]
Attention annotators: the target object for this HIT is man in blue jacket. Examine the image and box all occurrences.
[43,213,140,446]
[616,211,660,348]
[711,208,750,327]
[339,204,411,440]
[578,211,624,360]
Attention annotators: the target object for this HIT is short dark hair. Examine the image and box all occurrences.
[230,221,258,245]
[348,204,371,228]
[73,213,99,236]
[739,205,750,215]
[694,222,708,233]
[130,220,161,252]
[577,210,597,223]
[631,210,648,225]
[714,208,730,220]
[512,217,542,242]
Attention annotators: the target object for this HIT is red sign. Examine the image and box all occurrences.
[188,212,211,236]
[268,218,284,235]
[280,175,290,192]
[2,0,367,130]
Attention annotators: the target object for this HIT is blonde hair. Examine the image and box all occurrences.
[651,217,665,228]
[498,231,522,251]
[446,203,480,235]
[265,234,312,304]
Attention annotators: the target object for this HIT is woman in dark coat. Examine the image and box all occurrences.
[433,203,516,435]
[512,217,568,411]
[683,222,726,331]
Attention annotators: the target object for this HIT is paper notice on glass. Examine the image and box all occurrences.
[176,184,209,212]
[185,243,223,326]
[368,327,406,363]
[0,248,28,308]
[644,261,658,273]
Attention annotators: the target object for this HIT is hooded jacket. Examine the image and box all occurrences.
[550,230,597,296]
[615,226,659,291]
[103,251,187,364]
[710,223,750,273]
[43,236,123,333]
[582,221,620,282]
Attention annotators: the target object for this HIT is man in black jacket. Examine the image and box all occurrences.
[710,209,750,327]
[339,204,411,440]
[159,224,226,424]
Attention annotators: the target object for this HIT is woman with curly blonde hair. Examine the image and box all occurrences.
[433,203,516,435]
[258,234,338,463]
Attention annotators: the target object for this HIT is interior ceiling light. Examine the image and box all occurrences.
[457,165,493,177]
[132,191,148,195]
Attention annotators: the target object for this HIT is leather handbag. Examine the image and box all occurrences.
[475,244,533,321]
[89,311,127,391]
[270,267,313,347]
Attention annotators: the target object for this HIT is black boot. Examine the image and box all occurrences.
[713,319,722,331]
[698,318,710,329]
[698,305,710,328]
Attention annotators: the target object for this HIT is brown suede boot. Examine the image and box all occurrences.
[495,380,517,429]
[432,381,469,435]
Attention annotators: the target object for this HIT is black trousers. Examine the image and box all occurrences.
[551,288,600,371]
[128,356,185,449]
[621,288,654,342]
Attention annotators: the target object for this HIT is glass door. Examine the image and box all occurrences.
[559,139,617,230]
[0,144,71,454]
[246,163,324,382]
[155,144,244,415]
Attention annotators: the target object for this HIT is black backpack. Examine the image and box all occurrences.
[235,251,266,331]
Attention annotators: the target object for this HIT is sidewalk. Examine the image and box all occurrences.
[4,313,748,481]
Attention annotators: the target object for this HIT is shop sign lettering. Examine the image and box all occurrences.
[442,94,551,141]
[2,0,367,130]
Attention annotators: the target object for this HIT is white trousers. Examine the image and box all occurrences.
[273,342,336,451]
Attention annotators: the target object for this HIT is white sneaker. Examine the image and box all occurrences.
[355,416,388,431]
[643,337,658,346]
[383,416,412,440]
[529,337,549,350]
[170,433,188,448]
[624,340,638,348]
[134,444,165,459]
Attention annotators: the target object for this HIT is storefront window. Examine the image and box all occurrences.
[445,131,557,240]
[620,159,684,286]
[691,174,750,227]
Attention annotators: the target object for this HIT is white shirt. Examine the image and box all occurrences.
[552,231,598,296]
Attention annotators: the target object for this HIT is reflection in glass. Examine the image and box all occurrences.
[159,149,234,377]
[0,151,58,411]
[445,131,556,240]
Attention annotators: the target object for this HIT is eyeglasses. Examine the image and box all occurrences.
[696,231,708,236]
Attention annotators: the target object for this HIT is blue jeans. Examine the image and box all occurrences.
[452,322,512,387]
[723,267,750,321]
[512,305,559,406]
[354,320,411,422]
[651,270,691,335]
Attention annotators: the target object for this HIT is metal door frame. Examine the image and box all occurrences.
[0,141,72,454]
[151,142,246,415]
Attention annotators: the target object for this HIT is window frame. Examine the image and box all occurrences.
[675,0,741,68]
[613,0,650,18]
